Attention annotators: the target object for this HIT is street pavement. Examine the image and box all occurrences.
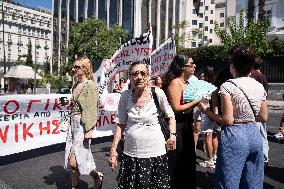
[0,103,283,189]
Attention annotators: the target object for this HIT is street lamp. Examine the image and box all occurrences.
[1,1,7,92]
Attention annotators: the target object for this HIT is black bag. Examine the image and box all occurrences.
[151,87,170,140]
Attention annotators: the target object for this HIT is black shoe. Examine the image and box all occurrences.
[264,162,269,169]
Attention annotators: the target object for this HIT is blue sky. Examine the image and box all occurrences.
[14,0,51,10]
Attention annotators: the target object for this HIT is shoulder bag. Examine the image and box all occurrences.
[151,87,170,140]
[227,80,257,119]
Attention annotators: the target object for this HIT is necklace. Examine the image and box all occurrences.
[178,77,188,84]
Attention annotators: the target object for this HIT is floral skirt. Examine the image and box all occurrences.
[64,114,96,175]
[117,153,171,189]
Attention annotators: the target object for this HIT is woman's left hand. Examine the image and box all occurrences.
[85,130,93,139]
[166,135,176,151]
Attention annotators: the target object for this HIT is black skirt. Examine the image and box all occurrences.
[117,153,171,189]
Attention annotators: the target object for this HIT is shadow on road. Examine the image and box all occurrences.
[196,170,215,189]
[0,136,114,166]
[265,166,284,184]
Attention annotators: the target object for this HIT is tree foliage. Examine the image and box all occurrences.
[172,20,192,52]
[214,10,272,57]
[67,18,128,74]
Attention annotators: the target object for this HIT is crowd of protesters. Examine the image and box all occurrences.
[62,45,279,189]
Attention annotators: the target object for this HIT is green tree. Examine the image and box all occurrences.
[214,10,271,57]
[172,20,191,52]
[25,39,33,67]
[247,0,255,23]
[43,54,50,74]
[66,18,128,76]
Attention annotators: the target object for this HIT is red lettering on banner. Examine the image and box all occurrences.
[111,114,116,124]
[27,99,41,112]
[103,115,110,125]
[53,99,62,111]
[96,116,102,127]
[44,99,50,110]
[52,120,60,134]
[4,100,19,114]
[15,124,19,142]
[23,123,34,141]
[0,125,9,143]
[39,121,50,135]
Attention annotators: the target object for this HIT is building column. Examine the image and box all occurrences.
[119,0,123,26]
[106,0,110,27]
[95,0,99,19]
[75,0,78,22]
[133,0,142,37]
[172,0,176,35]
[58,0,62,70]
[84,0,88,19]
[66,0,70,64]
[51,0,54,73]
[156,0,161,47]
[165,0,169,39]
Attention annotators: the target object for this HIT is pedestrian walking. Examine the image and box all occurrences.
[64,57,103,189]
[198,45,268,189]
[108,60,176,189]
[163,54,201,189]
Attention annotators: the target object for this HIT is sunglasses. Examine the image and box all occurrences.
[73,65,81,70]
[184,63,196,68]
[130,70,148,78]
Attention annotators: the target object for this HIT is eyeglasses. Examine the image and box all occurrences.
[130,70,148,78]
[73,65,81,70]
[184,64,196,68]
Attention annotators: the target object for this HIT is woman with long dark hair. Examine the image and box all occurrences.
[163,54,201,189]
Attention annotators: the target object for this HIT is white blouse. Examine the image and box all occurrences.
[220,77,267,123]
[116,87,175,158]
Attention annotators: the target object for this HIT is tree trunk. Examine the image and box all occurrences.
[247,0,255,23]
[258,0,265,22]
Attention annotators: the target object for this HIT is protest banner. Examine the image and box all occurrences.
[150,37,176,78]
[99,30,153,106]
[0,94,118,156]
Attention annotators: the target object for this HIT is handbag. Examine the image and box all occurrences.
[151,87,170,140]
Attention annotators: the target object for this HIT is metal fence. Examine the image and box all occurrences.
[262,56,284,83]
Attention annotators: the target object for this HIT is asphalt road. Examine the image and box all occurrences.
[0,108,283,189]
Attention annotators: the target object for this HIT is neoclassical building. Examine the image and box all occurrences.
[0,1,53,74]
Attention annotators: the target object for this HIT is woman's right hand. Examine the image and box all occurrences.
[108,149,118,171]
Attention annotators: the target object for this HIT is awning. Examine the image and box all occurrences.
[4,65,42,79]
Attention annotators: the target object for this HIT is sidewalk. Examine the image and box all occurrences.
[268,100,284,109]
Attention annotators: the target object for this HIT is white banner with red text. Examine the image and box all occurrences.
[99,30,153,106]
[0,94,120,156]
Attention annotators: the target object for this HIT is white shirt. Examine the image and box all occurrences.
[220,77,267,123]
[116,87,175,158]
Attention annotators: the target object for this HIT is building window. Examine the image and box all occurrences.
[193,9,196,14]
[199,13,203,18]
[264,9,272,24]
[198,34,202,39]
[205,26,208,31]
[205,6,208,11]
[192,42,196,48]
[220,22,224,27]
[199,23,203,28]
[192,20,197,25]
[204,36,208,41]
[211,10,213,14]
[205,16,208,21]
[210,29,213,33]
[198,44,202,47]
[220,13,224,18]
[209,39,212,43]
[210,20,213,24]
[18,46,21,54]
[18,27,21,34]
[200,2,203,7]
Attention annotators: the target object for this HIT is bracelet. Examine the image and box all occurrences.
[170,132,177,136]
